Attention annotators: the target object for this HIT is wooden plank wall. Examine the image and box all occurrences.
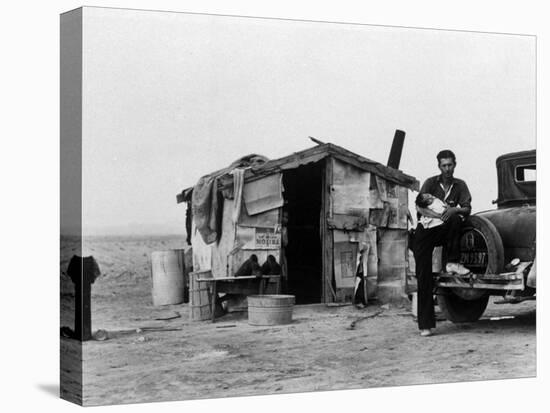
[321,157,335,303]
[329,158,411,304]
[329,159,371,302]
[376,228,409,303]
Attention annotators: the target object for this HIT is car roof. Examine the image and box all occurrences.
[496,149,536,165]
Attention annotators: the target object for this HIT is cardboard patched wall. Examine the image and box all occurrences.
[192,175,282,278]
[330,158,410,302]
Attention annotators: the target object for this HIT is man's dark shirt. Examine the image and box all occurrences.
[419,175,472,214]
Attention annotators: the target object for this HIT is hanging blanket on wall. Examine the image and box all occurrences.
[191,154,268,245]
[192,175,222,245]
[231,168,245,224]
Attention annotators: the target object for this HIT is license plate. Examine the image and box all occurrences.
[460,251,487,266]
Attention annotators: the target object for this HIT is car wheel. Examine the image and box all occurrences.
[438,290,489,322]
[459,215,505,275]
[450,215,505,302]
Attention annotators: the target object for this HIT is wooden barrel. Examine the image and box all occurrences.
[151,250,186,306]
[248,295,295,326]
[189,270,213,321]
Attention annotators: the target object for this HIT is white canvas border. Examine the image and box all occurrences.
[1,1,547,412]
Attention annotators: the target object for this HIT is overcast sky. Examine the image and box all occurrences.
[77,7,535,236]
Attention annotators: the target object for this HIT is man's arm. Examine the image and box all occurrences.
[441,180,472,221]
[441,205,471,221]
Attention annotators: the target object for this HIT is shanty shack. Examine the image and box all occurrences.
[177,141,419,304]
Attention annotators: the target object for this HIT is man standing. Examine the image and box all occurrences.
[414,150,472,337]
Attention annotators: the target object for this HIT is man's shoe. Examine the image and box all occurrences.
[446,262,471,276]
[420,329,433,337]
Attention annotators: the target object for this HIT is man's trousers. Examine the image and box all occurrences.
[413,214,463,330]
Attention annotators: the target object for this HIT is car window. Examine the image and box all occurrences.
[515,164,536,182]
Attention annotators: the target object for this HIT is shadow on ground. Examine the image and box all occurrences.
[37,384,59,398]
[437,308,536,335]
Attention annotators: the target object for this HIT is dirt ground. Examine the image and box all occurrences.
[60,236,536,406]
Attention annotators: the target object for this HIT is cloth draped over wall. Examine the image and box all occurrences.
[192,174,223,245]
[231,168,245,224]
[191,154,268,245]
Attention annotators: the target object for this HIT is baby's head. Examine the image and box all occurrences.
[416,193,436,208]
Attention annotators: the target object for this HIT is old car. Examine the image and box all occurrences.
[435,149,536,322]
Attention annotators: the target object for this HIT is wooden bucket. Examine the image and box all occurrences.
[248,295,295,326]
[189,270,213,321]
[151,250,187,306]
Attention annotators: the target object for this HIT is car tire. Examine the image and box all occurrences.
[438,291,489,322]
[450,215,505,301]
[438,215,503,322]
[461,215,505,274]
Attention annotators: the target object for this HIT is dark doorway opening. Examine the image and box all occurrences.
[282,162,323,304]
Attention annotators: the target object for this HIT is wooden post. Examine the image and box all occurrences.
[321,157,335,303]
[210,281,217,323]
[75,277,91,340]
[67,256,100,341]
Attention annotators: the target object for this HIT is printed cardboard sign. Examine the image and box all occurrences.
[236,226,281,250]
[333,240,359,288]
[255,228,281,249]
